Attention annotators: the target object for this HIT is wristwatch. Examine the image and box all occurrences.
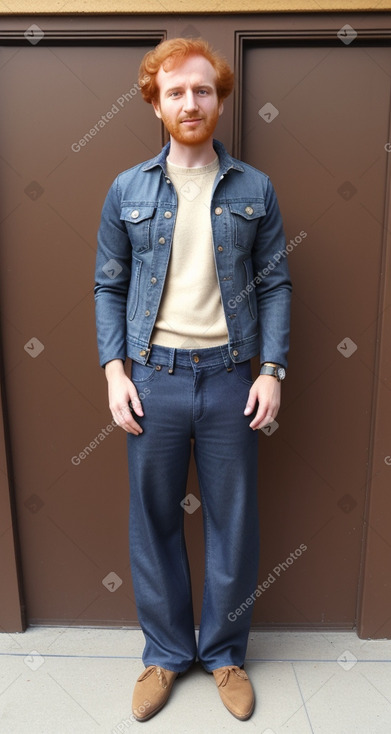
[260,362,286,381]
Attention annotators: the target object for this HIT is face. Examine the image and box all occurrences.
[152,54,224,146]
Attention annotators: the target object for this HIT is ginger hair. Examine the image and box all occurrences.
[138,37,234,104]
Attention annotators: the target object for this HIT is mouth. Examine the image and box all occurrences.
[181,118,203,124]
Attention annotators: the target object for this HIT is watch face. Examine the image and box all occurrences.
[277,367,286,381]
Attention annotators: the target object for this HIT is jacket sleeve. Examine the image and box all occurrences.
[94,177,132,367]
[251,177,292,368]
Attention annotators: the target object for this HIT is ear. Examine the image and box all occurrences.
[152,98,162,119]
[218,100,224,117]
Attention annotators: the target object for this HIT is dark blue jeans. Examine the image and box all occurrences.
[127,344,260,673]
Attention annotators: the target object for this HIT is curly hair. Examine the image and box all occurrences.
[138,37,234,104]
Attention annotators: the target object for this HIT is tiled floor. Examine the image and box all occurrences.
[1,627,391,733]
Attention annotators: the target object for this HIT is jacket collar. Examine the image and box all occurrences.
[142,138,244,176]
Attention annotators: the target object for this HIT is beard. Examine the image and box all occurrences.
[160,106,221,146]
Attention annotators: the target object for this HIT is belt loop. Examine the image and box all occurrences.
[220,345,232,370]
[168,348,175,374]
[144,346,152,365]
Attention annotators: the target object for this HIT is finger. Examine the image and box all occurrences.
[114,415,143,435]
[129,391,144,417]
[243,388,256,416]
[112,404,143,434]
[249,408,275,431]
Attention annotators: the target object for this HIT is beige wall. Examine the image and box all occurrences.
[0,0,390,13]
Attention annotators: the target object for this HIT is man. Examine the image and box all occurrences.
[95,37,291,722]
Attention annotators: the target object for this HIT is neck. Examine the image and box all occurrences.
[167,136,216,167]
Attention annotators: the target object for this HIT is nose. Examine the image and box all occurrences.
[183,89,198,113]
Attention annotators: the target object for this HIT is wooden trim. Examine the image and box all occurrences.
[0,29,166,42]
[357,92,391,639]
[0,322,25,633]
[1,1,391,14]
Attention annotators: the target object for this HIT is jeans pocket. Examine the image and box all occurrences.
[131,361,157,385]
[232,360,254,386]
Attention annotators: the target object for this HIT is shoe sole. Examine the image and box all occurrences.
[222,700,255,721]
[132,696,170,722]
[132,706,164,722]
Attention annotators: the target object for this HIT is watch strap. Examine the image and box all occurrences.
[260,365,278,378]
[260,363,286,381]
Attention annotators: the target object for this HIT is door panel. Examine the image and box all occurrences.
[0,41,164,624]
[241,43,390,625]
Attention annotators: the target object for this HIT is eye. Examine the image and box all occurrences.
[198,89,208,95]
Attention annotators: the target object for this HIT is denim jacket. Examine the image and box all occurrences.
[95,139,292,368]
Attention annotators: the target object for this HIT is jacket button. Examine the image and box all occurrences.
[245,206,254,215]
[150,277,157,284]
[215,206,223,215]
[158,237,166,244]
[217,245,223,252]
[145,310,151,317]
[164,211,172,218]
[232,349,239,357]
[131,210,139,218]
[139,350,147,357]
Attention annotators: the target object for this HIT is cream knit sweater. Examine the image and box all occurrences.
[151,157,228,349]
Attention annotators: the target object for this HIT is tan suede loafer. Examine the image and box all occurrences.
[212,665,255,720]
[132,665,178,721]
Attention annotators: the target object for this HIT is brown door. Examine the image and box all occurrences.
[0,25,233,629]
[240,38,390,630]
[1,14,390,636]
[0,39,164,627]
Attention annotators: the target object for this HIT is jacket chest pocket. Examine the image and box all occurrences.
[120,205,156,253]
[229,201,265,252]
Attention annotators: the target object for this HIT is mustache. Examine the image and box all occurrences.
[180,115,204,121]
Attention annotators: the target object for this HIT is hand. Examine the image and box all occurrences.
[105,359,144,435]
[243,374,281,430]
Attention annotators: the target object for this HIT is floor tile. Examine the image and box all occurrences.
[1,628,391,734]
